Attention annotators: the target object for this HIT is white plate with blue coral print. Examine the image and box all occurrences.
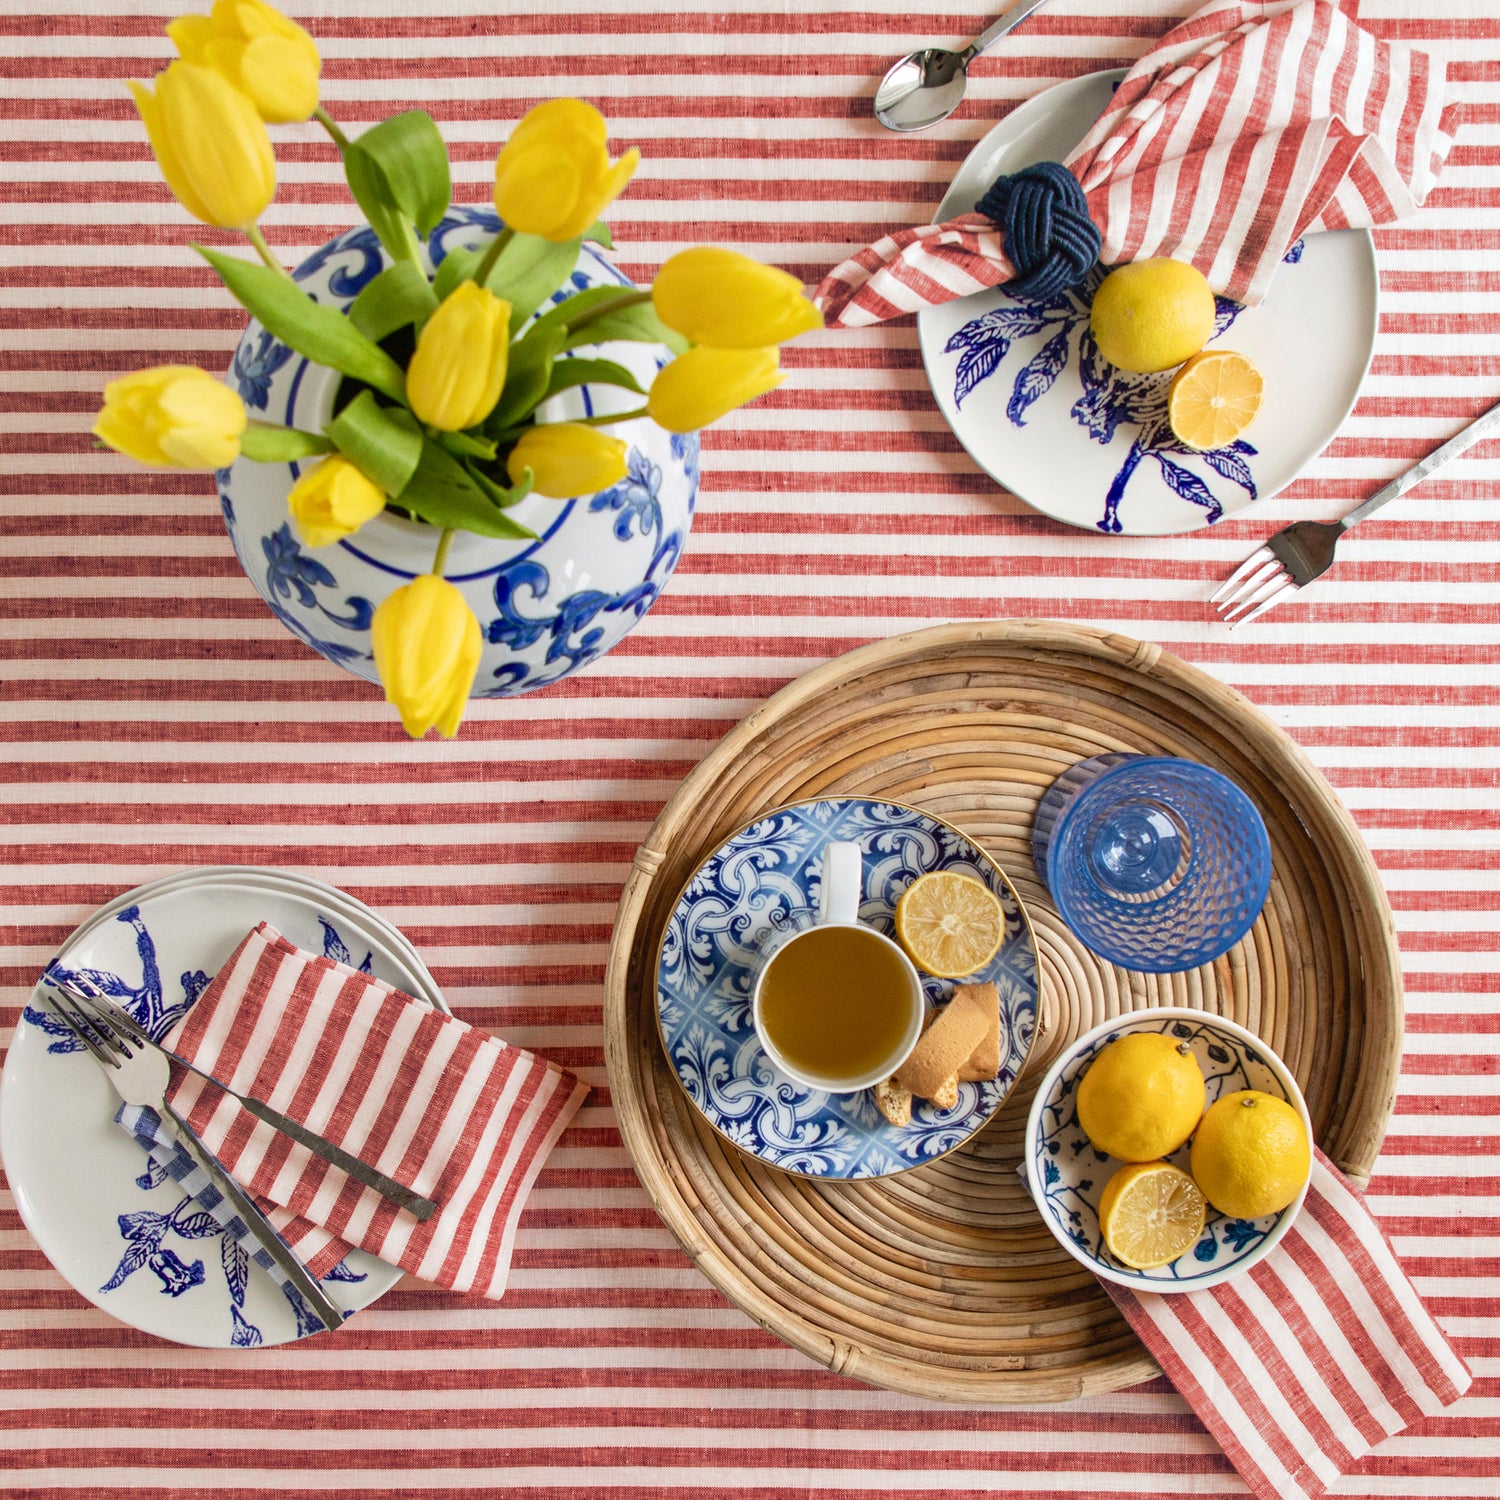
[655,798,1039,1180]
[917,70,1378,536]
[1024,1008,1313,1293]
[0,871,447,1348]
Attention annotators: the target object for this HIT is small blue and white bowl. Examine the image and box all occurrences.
[1024,1007,1312,1293]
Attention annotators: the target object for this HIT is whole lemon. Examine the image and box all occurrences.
[1075,1031,1206,1162]
[1190,1090,1311,1220]
[1090,258,1217,374]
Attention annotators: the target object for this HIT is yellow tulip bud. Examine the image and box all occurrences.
[646,346,783,434]
[168,0,321,124]
[493,99,639,243]
[287,455,386,548]
[506,423,627,499]
[128,61,276,229]
[406,282,512,433]
[371,574,482,740]
[94,364,247,469]
[652,248,823,349]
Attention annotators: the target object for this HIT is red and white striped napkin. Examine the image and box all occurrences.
[162,922,589,1300]
[1104,1150,1471,1500]
[816,0,1465,326]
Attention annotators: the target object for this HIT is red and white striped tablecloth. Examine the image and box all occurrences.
[1,1,1495,1494]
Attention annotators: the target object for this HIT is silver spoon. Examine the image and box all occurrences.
[874,0,1053,133]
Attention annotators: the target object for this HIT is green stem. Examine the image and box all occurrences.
[432,526,456,579]
[563,288,651,336]
[313,106,351,151]
[472,227,515,287]
[243,222,294,281]
[572,405,649,427]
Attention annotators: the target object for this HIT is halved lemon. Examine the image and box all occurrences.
[1098,1161,1207,1270]
[893,871,1004,979]
[1167,349,1264,450]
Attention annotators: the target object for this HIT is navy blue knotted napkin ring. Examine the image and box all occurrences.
[975,161,1101,302]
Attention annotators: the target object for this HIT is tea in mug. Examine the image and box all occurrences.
[758,924,917,1081]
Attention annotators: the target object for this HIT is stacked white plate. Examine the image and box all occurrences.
[0,866,447,1348]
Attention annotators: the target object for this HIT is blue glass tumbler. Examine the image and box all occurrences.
[1031,754,1272,973]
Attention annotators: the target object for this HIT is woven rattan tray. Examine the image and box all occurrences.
[603,621,1403,1403]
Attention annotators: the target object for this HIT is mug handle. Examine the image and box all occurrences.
[819,841,862,926]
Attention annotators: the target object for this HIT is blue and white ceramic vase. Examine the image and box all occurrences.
[218,205,699,698]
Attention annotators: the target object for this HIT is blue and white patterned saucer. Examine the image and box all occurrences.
[656,798,1039,1179]
[1024,1007,1313,1292]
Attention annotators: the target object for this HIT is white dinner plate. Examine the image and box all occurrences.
[0,870,447,1348]
[917,70,1379,536]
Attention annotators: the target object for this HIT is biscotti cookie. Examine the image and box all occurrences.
[895,986,989,1099]
[954,981,1000,1082]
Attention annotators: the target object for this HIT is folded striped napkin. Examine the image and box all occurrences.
[817,0,1464,327]
[160,922,588,1300]
[1104,1150,1471,1500]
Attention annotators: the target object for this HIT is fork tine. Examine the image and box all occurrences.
[57,978,147,1046]
[1227,576,1297,628]
[1210,545,1275,605]
[1219,560,1292,622]
[38,988,122,1069]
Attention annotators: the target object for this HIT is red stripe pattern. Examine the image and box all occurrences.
[167,923,589,1298]
[1105,1151,1472,1500]
[816,0,1464,326]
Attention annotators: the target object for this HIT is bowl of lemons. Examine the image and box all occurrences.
[1025,1008,1313,1292]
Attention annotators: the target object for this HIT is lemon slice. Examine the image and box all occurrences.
[1168,349,1264,450]
[894,872,1004,979]
[1098,1161,1207,1270]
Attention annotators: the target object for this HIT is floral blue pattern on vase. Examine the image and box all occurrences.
[217,205,698,698]
[656,798,1039,1180]
[1027,1009,1307,1292]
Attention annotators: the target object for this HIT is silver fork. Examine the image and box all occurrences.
[40,987,345,1333]
[1211,395,1500,626]
[47,973,437,1222]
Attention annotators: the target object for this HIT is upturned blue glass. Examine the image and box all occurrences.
[1032,754,1272,974]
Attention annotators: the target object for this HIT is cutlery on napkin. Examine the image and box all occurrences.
[1097,1150,1471,1500]
[817,0,1466,326]
[137,922,587,1300]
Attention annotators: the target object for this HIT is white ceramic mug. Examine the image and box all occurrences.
[751,841,926,1093]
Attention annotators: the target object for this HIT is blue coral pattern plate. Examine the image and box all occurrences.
[0,870,446,1348]
[1025,1008,1314,1292]
[917,70,1378,536]
[655,798,1039,1179]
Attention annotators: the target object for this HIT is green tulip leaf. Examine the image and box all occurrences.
[344,110,452,245]
[438,429,499,461]
[238,422,334,463]
[485,324,566,434]
[432,246,482,304]
[325,389,424,496]
[524,285,641,343]
[486,231,584,332]
[397,442,537,539]
[463,458,534,511]
[583,220,613,249]
[348,260,440,342]
[197,245,407,402]
[561,299,689,355]
[544,356,647,401]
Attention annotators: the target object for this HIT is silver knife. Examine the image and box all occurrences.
[46,972,438,1222]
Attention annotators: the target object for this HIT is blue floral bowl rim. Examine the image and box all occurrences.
[652,793,1041,1180]
[1023,1005,1314,1293]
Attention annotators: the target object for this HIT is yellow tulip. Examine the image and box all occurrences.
[128,61,276,229]
[493,99,639,243]
[371,574,482,739]
[167,0,321,124]
[94,364,247,469]
[652,248,823,349]
[406,282,512,432]
[506,423,627,499]
[646,346,783,433]
[287,455,386,548]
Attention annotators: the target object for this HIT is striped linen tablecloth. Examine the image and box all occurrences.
[1,1,1495,1495]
